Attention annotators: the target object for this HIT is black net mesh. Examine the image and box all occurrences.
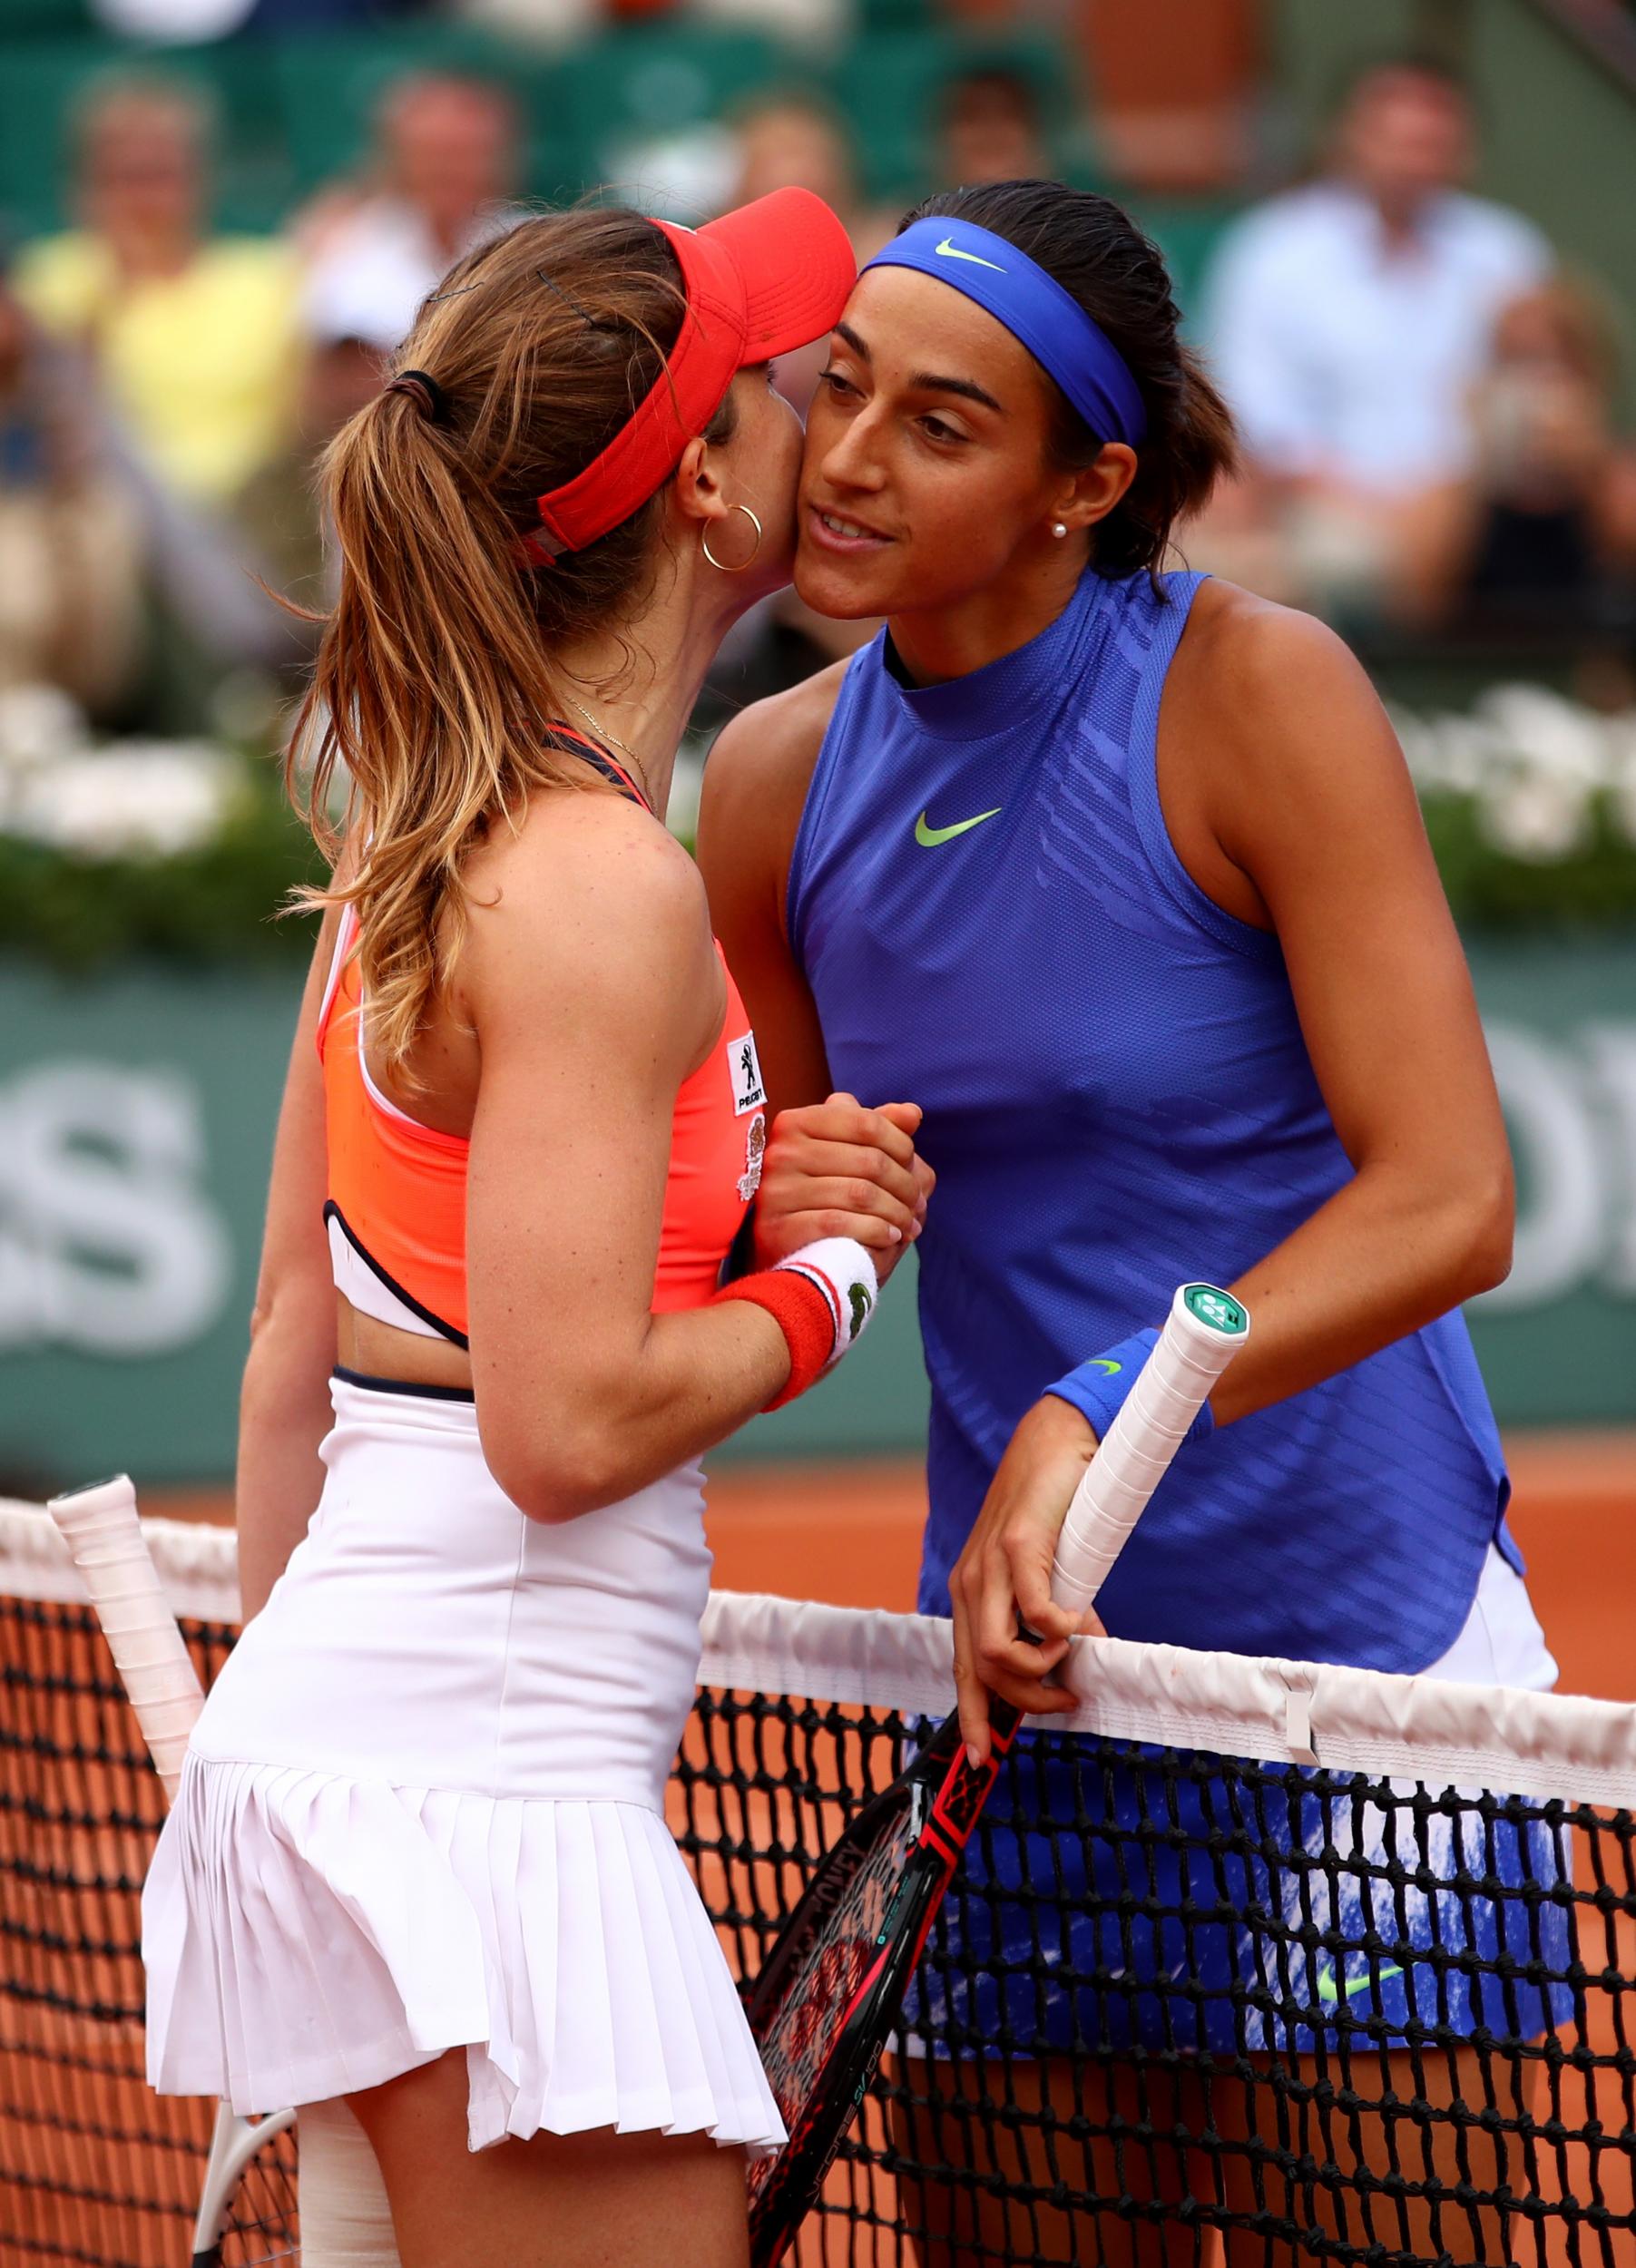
[1,1592,239,2266]
[670,1687,1636,2268]
[5,1579,1636,2268]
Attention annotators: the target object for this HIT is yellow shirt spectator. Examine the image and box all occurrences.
[15,233,305,505]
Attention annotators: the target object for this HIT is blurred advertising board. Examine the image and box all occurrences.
[1,938,1633,1489]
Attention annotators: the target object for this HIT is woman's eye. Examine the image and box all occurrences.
[921,415,964,444]
[818,368,858,400]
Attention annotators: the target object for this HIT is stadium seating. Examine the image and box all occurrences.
[269,26,566,202]
[554,23,781,195]
[0,14,1242,286]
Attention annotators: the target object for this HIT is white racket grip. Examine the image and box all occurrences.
[47,1475,204,1804]
[1050,1284,1249,1621]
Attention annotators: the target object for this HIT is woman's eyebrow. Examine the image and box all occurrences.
[834,320,1004,414]
[908,370,1004,413]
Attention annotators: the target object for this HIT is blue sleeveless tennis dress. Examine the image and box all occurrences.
[784,564,1566,2055]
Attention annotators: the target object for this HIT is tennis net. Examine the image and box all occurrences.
[5,1496,1636,2267]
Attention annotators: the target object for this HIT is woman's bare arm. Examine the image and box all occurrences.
[951,593,1514,1749]
[1183,596,1512,1421]
[463,793,835,1523]
[236,916,340,1621]
[696,673,841,1119]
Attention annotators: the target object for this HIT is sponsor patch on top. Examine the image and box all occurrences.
[728,1031,767,1116]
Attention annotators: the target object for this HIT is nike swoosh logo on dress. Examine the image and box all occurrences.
[916,807,1003,847]
[1315,1960,1405,2005]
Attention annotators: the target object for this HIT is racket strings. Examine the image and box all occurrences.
[207,2126,299,2267]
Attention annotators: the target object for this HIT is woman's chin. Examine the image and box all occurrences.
[793,548,892,621]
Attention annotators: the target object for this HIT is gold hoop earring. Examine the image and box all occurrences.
[701,503,764,573]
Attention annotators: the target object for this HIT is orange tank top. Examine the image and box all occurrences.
[316,751,766,1345]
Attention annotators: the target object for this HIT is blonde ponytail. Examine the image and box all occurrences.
[287,207,734,1073]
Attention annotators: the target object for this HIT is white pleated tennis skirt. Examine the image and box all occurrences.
[142,1374,786,2157]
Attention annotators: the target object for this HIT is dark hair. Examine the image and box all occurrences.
[901,180,1237,578]
[290,204,738,1071]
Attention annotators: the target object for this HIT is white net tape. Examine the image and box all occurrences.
[7,1495,1636,1807]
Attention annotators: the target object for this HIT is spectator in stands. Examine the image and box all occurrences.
[1397,278,1636,640]
[0,251,146,717]
[14,74,304,513]
[730,93,861,234]
[935,65,1052,190]
[298,73,520,356]
[236,297,389,640]
[1200,54,1552,616]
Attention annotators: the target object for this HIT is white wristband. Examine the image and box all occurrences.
[773,1237,879,1369]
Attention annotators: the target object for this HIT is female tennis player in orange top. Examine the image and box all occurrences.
[140,194,931,2268]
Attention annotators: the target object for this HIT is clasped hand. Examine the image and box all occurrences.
[752,1091,934,1287]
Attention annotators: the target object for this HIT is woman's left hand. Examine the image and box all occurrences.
[948,1396,1106,1765]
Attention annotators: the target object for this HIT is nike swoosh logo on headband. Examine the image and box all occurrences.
[935,237,1006,272]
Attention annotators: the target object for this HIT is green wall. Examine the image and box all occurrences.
[2,934,1634,1491]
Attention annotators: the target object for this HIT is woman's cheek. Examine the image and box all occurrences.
[760,398,806,557]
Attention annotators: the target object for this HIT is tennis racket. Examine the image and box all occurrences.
[744,1282,1249,2268]
[47,1476,301,2268]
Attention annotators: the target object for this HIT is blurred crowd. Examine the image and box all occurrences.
[1193,54,1636,670]
[2,38,1633,740]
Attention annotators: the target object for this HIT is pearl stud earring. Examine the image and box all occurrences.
[1052,521,1069,539]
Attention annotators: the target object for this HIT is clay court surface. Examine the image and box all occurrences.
[7,1434,1633,2265]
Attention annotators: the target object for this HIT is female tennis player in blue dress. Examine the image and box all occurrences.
[699,180,1564,2263]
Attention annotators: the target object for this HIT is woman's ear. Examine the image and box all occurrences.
[1054,441,1139,535]
[671,432,731,537]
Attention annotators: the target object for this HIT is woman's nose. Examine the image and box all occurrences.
[820,408,887,493]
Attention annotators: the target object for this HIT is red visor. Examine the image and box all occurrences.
[528,187,856,560]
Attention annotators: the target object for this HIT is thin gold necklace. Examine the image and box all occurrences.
[563,692,635,759]
[563,694,654,807]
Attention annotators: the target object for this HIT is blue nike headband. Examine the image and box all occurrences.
[860,216,1147,448]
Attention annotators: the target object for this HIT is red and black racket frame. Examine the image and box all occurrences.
[746,1696,1025,2268]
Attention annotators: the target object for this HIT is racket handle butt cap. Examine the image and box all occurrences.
[47,1475,140,1534]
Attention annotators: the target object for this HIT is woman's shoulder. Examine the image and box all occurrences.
[462,779,710,991]
[710,654,854,786]
[1167,581,1413,875]
[454,782,722,1086]
[1175,578,1377,720]
[697,657,857,910]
